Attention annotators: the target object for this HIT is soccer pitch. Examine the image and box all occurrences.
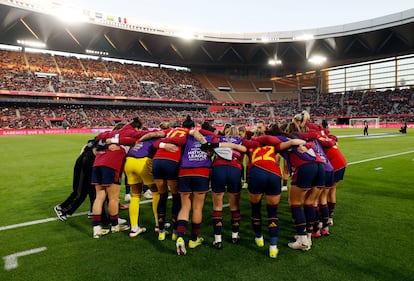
[0,128,413,281]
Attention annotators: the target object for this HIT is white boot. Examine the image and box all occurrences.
[288,234,310,251]
[93,225,109,239]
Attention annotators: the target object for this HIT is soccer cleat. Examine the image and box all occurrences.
[281,186,288,192]
[111,224,130,233]
[54,205,67,222]
[171,231,178,241]
[288,235,310,251]
[232,237,240,244]
[189,237,204,249]
[320,227,330,236]
[327,217,334,226]
[269,246,279,258]
[158,230,168,241]
[318,222,323,229]
[93,226,110,239]
[129,226,146,238]
[312,230,321,238]
[213,241,223,249]
[307,233,312,248]
[124,193,131,202]
[176,237,187,255]
[255,236,265,247]
[143,189,153,199]
[294,233,312,248]
[231,233,241,244]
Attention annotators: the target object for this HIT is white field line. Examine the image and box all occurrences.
[1,150,413,232]
[3,247,47,270]
[347,150,414,165]
[0,196,169,232]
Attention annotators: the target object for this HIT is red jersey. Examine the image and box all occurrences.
[305,122,330,135]
[199,129,244,171]
[242,136,283,176]
[93,126,149,172]
[153,127,190,162]
[95,124,145,146]
[154,134,213,178]
[300,132,347,171]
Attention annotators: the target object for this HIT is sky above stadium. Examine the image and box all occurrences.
[60,0,413,32]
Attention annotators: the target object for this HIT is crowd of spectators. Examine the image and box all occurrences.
[0,49,413,129]
[0,49,216,101]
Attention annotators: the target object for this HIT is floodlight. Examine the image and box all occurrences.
[308,55,327,65]
[86,49,108,56]
[49,7,88,23]
[295,34,314,41]
[17,40,46,48]
[268,59,282,66]
[177,31,194,40]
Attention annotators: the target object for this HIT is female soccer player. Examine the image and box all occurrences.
[209,126,246,249]
[90,118,149,238]
[242,123,306,258]
[283,121,326,251]
[152,117,195,241]
[124,129,166,238]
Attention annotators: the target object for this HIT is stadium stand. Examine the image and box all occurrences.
[1,49,413,130]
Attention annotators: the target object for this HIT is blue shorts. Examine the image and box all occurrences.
[334,167,346,182]
[211,165,242,193]
[292,162,325,188]
[152,159,179,181]
[324,171,335,188]
[179,176,210,193]
[248,166,281,195]
[91,166,121,185]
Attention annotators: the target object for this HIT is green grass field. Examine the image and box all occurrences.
[0,128,413,281]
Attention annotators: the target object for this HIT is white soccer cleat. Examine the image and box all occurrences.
[176,237,187,255]
[111,224,130,233]
[129,226,147,238]
[93,226,110,239]
[288,235,310,251]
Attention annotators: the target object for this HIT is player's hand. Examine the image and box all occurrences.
[163,143,178,152]
[200,142,219,151]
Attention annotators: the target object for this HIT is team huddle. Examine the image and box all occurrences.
[54,111,347,258]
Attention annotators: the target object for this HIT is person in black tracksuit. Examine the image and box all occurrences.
[54,139,98,221]
[54,123,128,222]
[363,121,369,136]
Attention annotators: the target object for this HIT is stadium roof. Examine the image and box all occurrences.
[0,1,413,76]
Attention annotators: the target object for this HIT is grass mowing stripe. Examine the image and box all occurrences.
[0,197,168,232]
[347,150,414,165]
[1,149,412,232]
